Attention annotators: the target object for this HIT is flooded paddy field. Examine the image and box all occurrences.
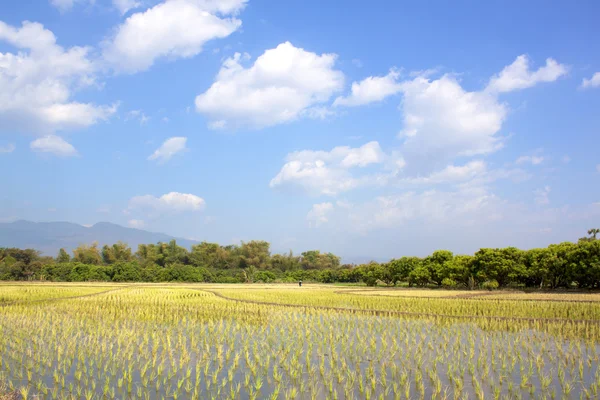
[1,283,600,399]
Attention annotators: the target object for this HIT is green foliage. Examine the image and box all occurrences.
[72,243,103,265]
[482,280,499,290]
[56,248,70,263]
[2,229,600,287]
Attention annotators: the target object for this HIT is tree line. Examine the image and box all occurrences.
[1,229,599,289]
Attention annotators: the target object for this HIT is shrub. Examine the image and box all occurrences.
[482,279,499,290]
[441,278,457,288]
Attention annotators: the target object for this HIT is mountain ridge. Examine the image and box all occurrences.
[0,220,199,256]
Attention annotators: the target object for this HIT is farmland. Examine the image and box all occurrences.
[1,284,600,399]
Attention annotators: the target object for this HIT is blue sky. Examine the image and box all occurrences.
[1,0,599,261]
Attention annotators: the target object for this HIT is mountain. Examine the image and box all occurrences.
[0,220,198,256]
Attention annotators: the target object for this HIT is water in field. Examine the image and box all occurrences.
[1,287,599,399]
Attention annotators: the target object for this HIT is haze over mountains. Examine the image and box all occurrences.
[0,220,198,256]
[0,220,382,264]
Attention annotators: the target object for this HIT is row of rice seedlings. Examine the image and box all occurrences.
[0,285,112,304]
[215,287,600,321]
[0,286,599,399]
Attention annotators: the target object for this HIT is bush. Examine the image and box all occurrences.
[441,278,457,288]
[482,280,499,290]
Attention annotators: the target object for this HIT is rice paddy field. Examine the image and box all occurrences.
[1,284,600,399]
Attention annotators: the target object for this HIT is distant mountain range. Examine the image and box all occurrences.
[0,220,198,256]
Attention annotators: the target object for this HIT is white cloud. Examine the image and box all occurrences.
[486,55,568,93]
[333,68,402,107]
[195,42,345,129]
[340,186,504,233]
[49,0,80,12]
[270,141,386,196]
[102,0,245,73]
[128,192,205,213]
[126,109,150,125]
[516,155,544,165]
[582,72,600,89]
[30,135,78,157]
[148,137,187,163]
[401,160,488,185]
[0,143,15,153]
[128,219,145,228]
[399,75,507,164]
[0,21,116,136]
[534,186,551,205]
[112,0,141,14]
[307,202,334,227]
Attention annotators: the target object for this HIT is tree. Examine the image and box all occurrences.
[409,265,431,287]
[239,241,271,270]
[473,247,524,287]
[300,250,341,270]
[56,248,70,263]
[190,242,230,268]
[445,255,474,288]
[588,228,600,240]
[426,250,454,286]
[271,251,301,271]
[359,262,384,286]
[388,257,422,285]
[72,243,102,265]
[102,242,133,264]
[242,265,257,283]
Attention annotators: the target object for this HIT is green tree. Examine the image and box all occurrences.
[72,243,102,265]
[426,250,454,286]
[473,247,524,287]
[190,242,230,268]
[388,257,422,285]
[239,241,271,270]
[102,242,133,264]
[56,248,71,263]
[409,265,431,287]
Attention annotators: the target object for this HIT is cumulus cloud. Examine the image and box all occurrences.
[0,20,116,141]
[333,68,402,107]
[486,55,568,93]
[398,75,507,165]
[102,0,245,73]
[307,202,334,227]
[128,192,205,213]
[148,137,187,163]
[0,143,15,153]
[195,42,345,129]
[582,72,600,89]
[30,135,78,157]
[270,141,387,195]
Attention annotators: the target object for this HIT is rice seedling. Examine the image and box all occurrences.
[0,283,599,399]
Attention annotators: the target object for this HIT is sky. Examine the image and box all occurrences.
[1,0,599,261]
